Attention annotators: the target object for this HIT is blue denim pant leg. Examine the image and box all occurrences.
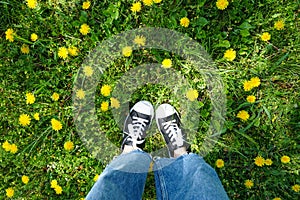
[86,150,151,200]
[153,153,229,200]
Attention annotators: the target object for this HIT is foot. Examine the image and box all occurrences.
[121,101,154,152]
[155,103,188,157]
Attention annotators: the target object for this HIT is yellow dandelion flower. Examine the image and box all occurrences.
[83,66,94,77]
[2,141,11,152]
[93,174,99,182]
[19,114,31,126]
[122,46,132,57]
[52,92,60,101]
[101,101,109,112]
[22,175,29,184]
[68,46,78,56]
[51,119,62,131]
[261,32,271,41]
[82,1,91,9]
[246,95,256,103]
[244,179,254,189]
[26,92,35,104]
[76,89,85,99]
[250,77,261,87]
[58,47,68,59]
[186,89,199,101]
[162,58,172,68]
[153,0,162,3]
[10,144,18,154]
[21,44,30,54]
[110,97,120,109]
[134,35,146,46]
[6,187,14,197]
[101,85,111,96]
[80,24,90,35]
[243,81,253,91]
[264,158,273,166]
[180,17,190,28]
[33,113,40,121]
[273,198,281,200]
[51,180,58,188]
[223,49,236,61]
[30,33,38,41]
[237,110,250,121]
[54,185,63,194]
[9,145,16,153]
[216,0,229,10]
[26,0,37,9]
[274,20,285,30]
[142,0,153,6]
[292,184,300,192]
[281,155,290,164]
[131,2,142,13]
[215,159,224,168]
[5,28,15,42]
[254,155,265,167]
[64,141,74,151]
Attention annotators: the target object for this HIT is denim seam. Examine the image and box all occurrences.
[156,160,168,200]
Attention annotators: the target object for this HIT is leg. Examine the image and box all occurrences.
[154,103,229,199]
[86,150,151,200]
[154,153,229,200]
[86,101,155,199]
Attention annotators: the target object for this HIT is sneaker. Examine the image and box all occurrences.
[156,103,188,157]
[121,101,154,151]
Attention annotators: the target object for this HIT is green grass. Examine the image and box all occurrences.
[1,0,300,199]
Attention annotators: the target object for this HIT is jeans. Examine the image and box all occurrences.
[86,150,229,200]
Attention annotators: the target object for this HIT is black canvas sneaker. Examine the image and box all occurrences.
[121,101,154,151]
[156,103,188,157]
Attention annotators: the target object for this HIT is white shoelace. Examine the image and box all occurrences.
[162,119,184,147]
[127,116,149,147]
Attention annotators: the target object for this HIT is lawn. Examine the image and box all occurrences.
[1,0,299,199]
